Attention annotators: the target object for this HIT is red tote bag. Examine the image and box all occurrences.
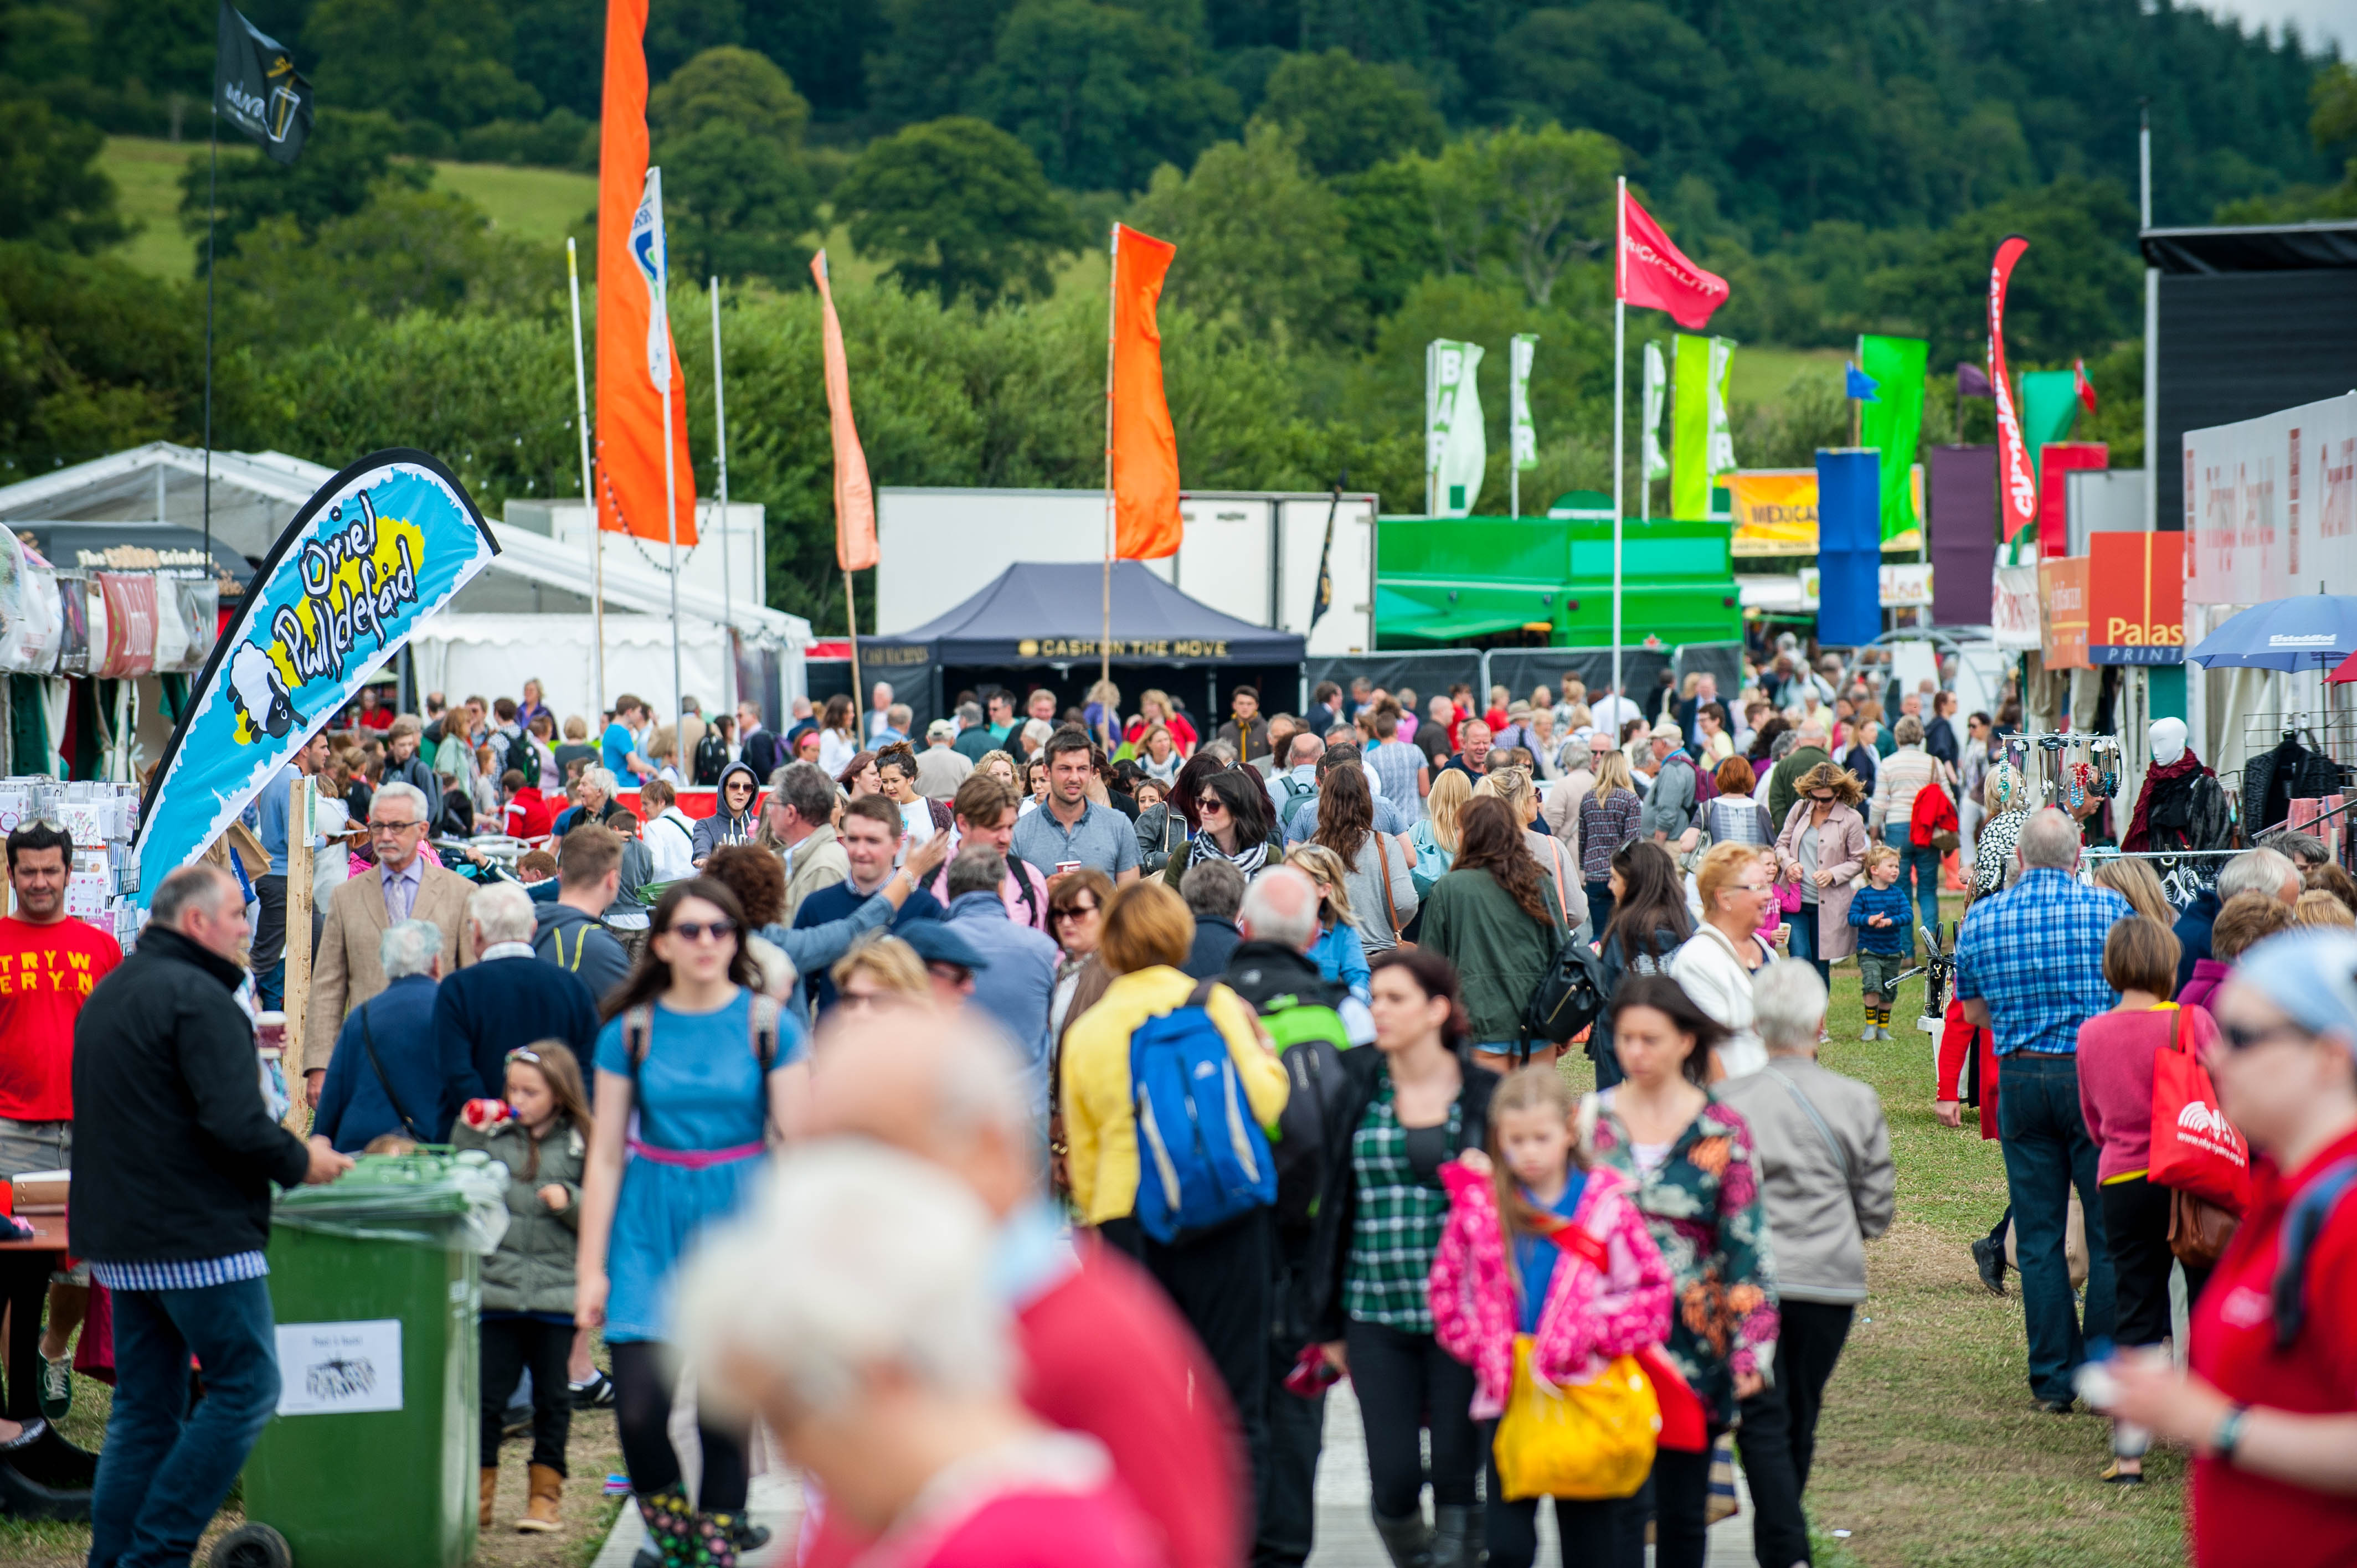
[2149,1005,2251,1214]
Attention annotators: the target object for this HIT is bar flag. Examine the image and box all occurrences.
[1110,224,1182,560]
[595,0,697,545]
[214,2,311,165]
[811,251,876,571]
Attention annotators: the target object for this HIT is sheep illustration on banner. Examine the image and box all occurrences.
[132,449,500,902]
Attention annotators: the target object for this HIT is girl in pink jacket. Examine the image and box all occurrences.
[1430,1066,1674,1568]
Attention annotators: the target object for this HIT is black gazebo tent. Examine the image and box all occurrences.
[859,561,1308,734]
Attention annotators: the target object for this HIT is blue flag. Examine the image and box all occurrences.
[1845,363,1880,403]
[133,450,500,903]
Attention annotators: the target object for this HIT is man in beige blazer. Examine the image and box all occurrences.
[769,760,850,921]
[301,780,477,1102]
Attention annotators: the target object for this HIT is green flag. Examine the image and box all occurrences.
[1426,340,1486,516]
[1858,333,1927,541]
[1706,336,1736,483]
[1641,341,1669,483]
[1671,333,1709,518]
[2019,370,2081,483]
[1509,333,1538,472]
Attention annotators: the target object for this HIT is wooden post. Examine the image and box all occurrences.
[283,774,314,1127]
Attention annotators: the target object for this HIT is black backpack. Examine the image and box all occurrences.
[1523,932,1609,1050]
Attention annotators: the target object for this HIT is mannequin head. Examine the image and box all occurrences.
[2150,716,2188,768]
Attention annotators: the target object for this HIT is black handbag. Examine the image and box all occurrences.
[1523,931,1609,1050]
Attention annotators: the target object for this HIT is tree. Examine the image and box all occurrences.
[743,0,884,117]
[976,0,1237,193]
[179,109,430,268]
[833,117,1084,306]
[865,0,1017,125]
[1418,124,1619,307]
[1128,122,1357,347]
[1494,6,1722,176]
[0,240,210,474]
[1335,160,1442,326]
[304,0,543,131]
[660,120,819,283]
[0,98,129,255]
[651,45,810,147]
[1251,49,1442,178]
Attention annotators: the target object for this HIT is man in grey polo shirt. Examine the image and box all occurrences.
[1010,729,1140,886]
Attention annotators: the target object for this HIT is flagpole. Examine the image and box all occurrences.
[711,274,733,714]
[567,238,603,715]
[202,104,218,569]
[844,568,862,718]
[1101,223,1117,695]
[657,260,684,762]
[1640,342,1650,524]
[1612,176,1625,711]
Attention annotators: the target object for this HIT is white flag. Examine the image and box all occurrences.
[1509,334,1538,472]
[630,168,671,393]
[1426,340,1486,517]
[1641,341,1669,482]
[1706,336,1737,481]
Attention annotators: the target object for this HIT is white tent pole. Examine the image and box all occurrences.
[568,238,604,714]
[711,274,733,715]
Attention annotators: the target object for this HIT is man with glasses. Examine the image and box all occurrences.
[303,780,478,1107]
[1953,807,2132,1413]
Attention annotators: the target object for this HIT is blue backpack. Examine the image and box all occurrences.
[1130,979,1277,1242]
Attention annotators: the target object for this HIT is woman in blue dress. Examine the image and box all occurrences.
[575,878,802,1568]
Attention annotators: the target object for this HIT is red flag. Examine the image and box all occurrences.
[1109,223,1181,560]
[810,251,876,572]
[594,0,696,544]
[1988,235,2035,542]
[1617,187,1728,330]
[2073,358,2099,415]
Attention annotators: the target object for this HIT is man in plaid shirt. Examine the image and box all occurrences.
[1954,807,2130,1412]
[1362,705,1428,824]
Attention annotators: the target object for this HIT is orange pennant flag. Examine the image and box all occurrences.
[594,0,696,545]
[811,251,877,572]
[1109,223,1181,560]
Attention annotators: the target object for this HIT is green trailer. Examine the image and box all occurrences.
[1376,511,1742,649]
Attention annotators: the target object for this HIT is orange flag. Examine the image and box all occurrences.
[594,0,696,545]
[811,251,876,571]
[1109,223,1181,560]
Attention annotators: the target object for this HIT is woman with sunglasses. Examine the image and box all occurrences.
[692,761,764,867]
[1136,749,1224,875]
[1048,868,1115,1039]
[455,1040,595,1535]
[2098,927,2357,1567]
[578,879,802,1568]
[1773,761,1869,990]
[1160,768,1283,889]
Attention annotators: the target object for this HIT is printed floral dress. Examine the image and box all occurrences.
[1588,1091,1779,1430]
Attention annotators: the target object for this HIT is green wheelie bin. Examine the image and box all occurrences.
[210,1152,510,1568]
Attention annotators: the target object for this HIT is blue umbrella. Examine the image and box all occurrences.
[2187,594,2357,672]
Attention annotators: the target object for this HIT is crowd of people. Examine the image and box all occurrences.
[7,642,2356,1568]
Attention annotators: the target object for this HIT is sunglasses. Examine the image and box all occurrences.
[1050,902,1100,922]
[1198,798,1228,814]
[2216,1020,2309,1053]
[667,919,738,943]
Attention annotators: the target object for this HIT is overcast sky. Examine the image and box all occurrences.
[2198,0,2348,54]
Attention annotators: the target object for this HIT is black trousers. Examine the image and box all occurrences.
[1737,1301,1854,1568]
[1102,1210,1273,1545]
[1345,1317,1480,1519]
[481,1316,573,1476]
[609,1340,747,1513]
[1480,1420,1642,1568]
[1644,1444,1715,1568]
[1256,1231,1324,1568]
[2099,1177,2210,1350]
[253,874,287,1008]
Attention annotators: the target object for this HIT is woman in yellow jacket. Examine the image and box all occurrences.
[1062,879,1290,1495]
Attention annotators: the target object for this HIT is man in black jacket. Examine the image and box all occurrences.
[73,863,349,1568]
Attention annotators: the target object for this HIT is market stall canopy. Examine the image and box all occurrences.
[16,522,253,596]
[2187,593,2357,672]
[859,561,1306,667]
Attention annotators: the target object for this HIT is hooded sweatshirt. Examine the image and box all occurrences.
[533,900,630,1006]
[692,761,763,864]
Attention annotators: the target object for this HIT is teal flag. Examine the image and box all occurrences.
[1859,333,1927,541]
[2019,370,2081,483]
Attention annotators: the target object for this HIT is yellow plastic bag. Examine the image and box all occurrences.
[1492,1337,1659,1502]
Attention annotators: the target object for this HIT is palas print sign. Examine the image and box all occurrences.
[132,450,499,900]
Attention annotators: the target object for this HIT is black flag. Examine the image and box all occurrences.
[214,1,312,165]
[1310,481,1341,631]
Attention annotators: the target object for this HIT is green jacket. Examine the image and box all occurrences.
[1767,745,1831,832]
[452,1114,584,1315]
[1416,866,1565,1047]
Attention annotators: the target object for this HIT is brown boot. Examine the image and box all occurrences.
[518,1463,563,1533]
[479,1466,498,1526]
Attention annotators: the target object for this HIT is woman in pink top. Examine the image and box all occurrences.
[2075,915,2220,1482]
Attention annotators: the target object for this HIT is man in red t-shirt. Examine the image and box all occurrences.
[795,1016,1244,1568]
[0,819,122,1422]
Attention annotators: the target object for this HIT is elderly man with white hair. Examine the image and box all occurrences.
[1955,807,2134,1414]
[305,777,478,1105]
[430,880,601,1112]
[1718,960,1895,1568]
[2175,844,2302,992]
[310,919,450,1152]
[678,1141,1174,1568]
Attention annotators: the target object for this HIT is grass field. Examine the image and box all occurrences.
[1728,343,1846,408]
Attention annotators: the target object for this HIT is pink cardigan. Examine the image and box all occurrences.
[1429,1159,1673,1420]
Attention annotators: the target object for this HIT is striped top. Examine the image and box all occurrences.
[92,1252,269,1292]
[1869,745,1941,833]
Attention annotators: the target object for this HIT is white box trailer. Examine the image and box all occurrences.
[875,488,1378,657]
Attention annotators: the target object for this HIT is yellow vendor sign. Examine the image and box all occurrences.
[1727,468,1924,557]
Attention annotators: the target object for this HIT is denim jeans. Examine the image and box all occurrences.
[1788,900,1830,987]
[91,1276,282,1568]
[1881,825,1939,940]
[1996,1054,2115,1405]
